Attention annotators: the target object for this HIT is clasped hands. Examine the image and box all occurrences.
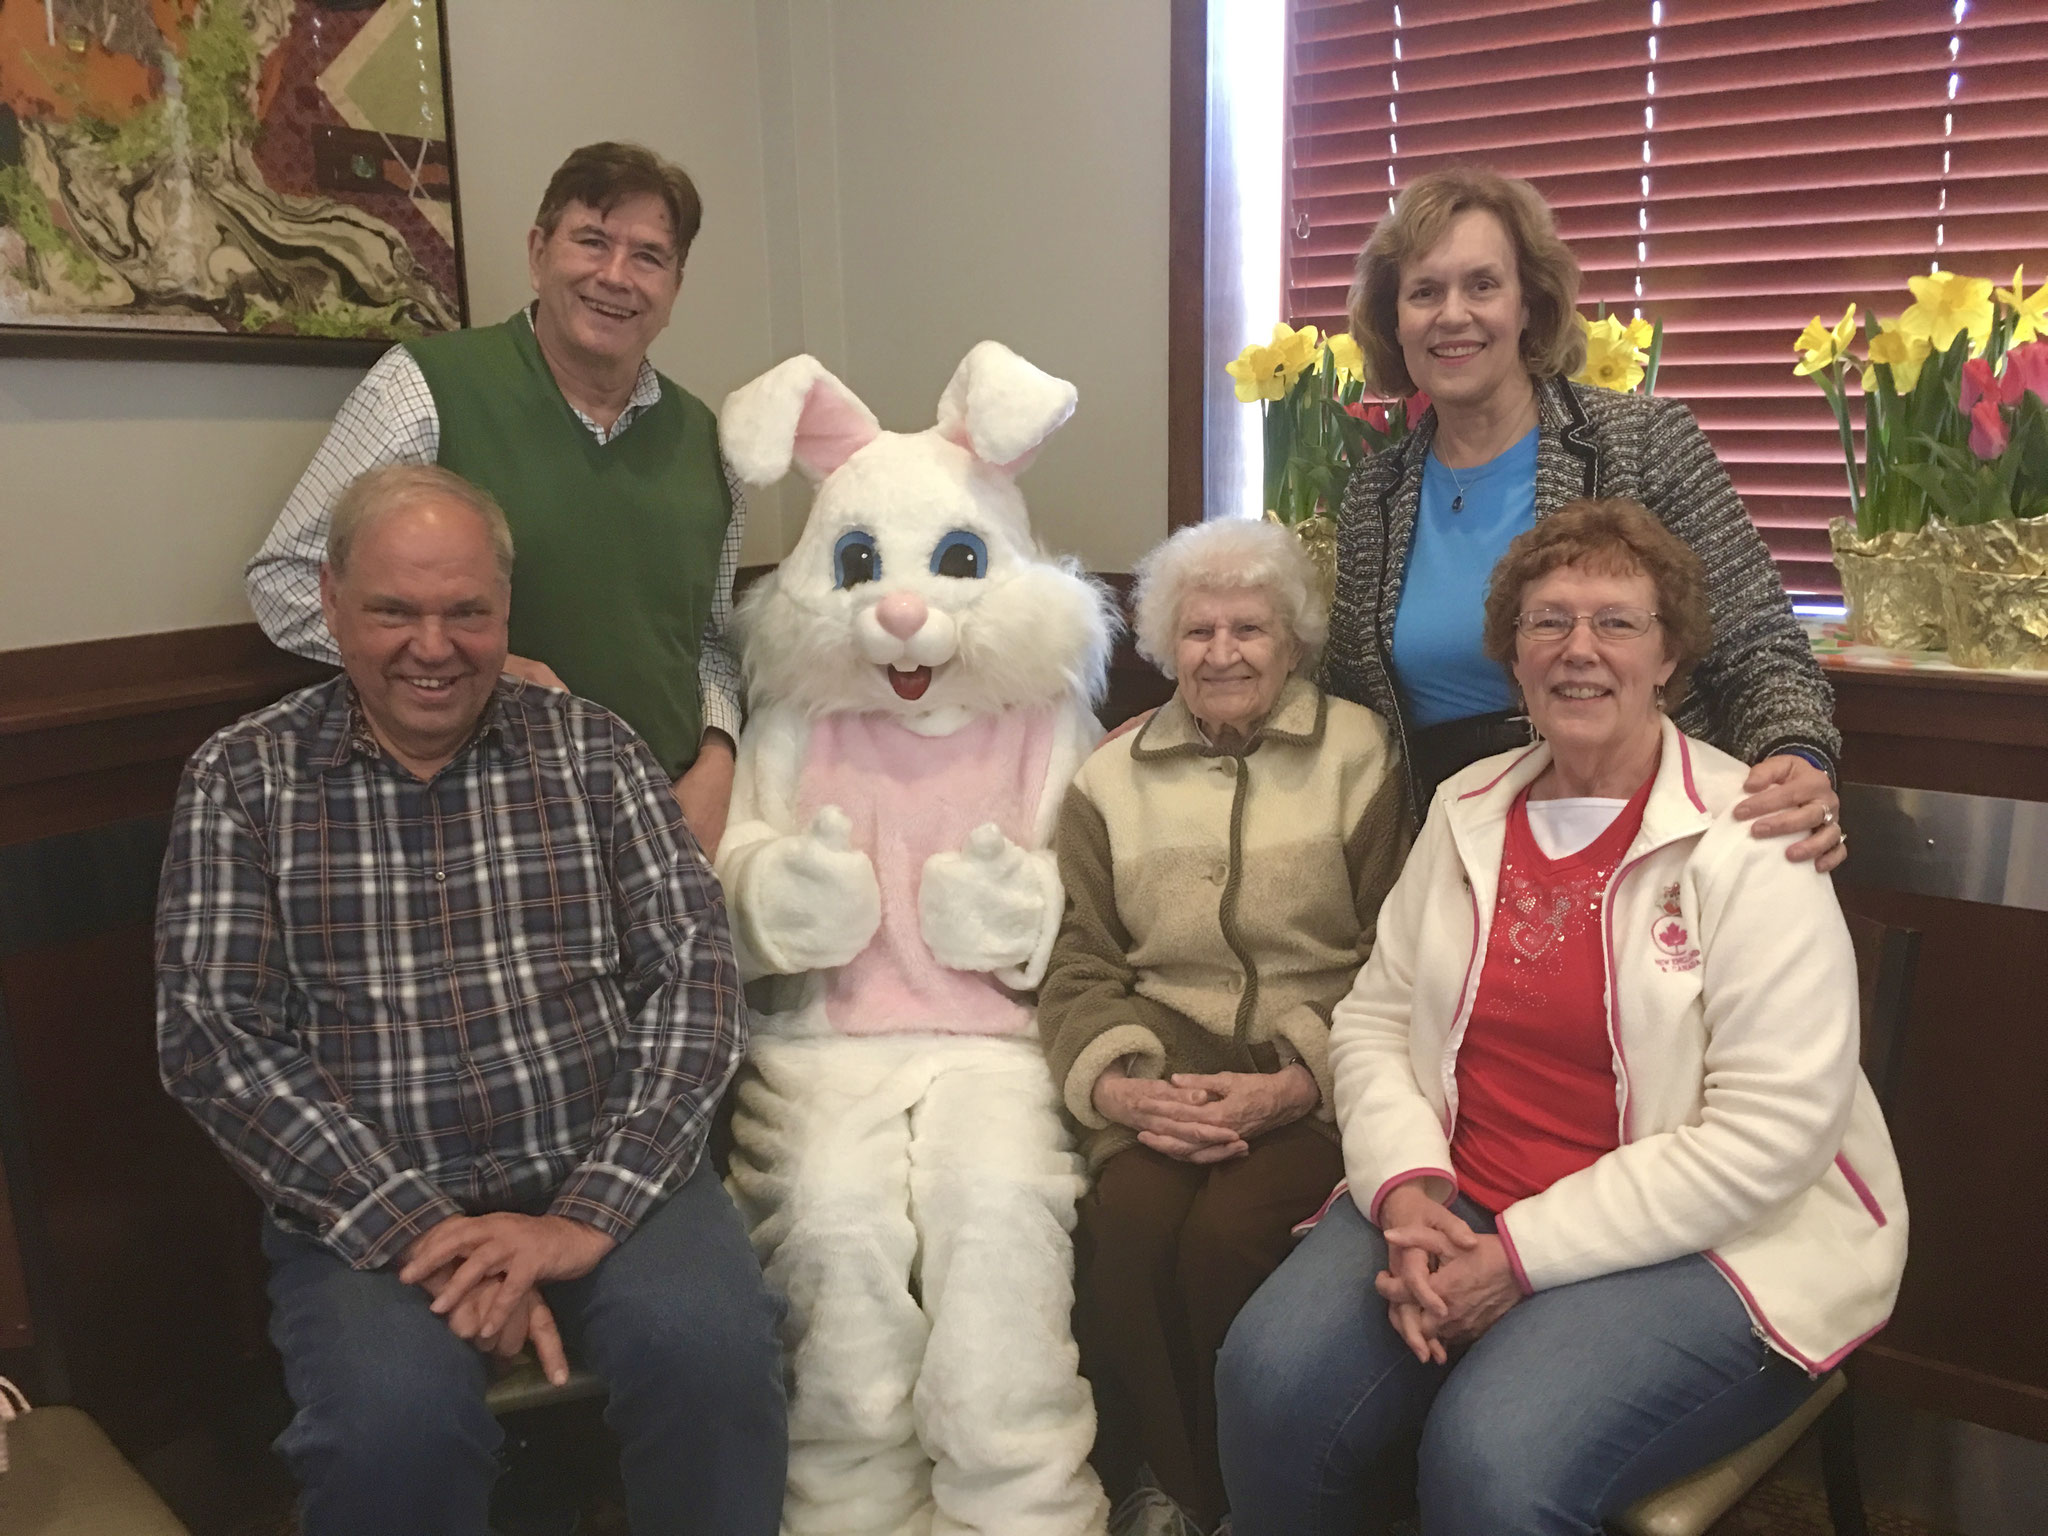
[396,1212,616,1386]
[1374,1182,1522,1366]
[1091,1061,1318,1163]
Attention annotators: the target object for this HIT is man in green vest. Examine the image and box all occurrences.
[248,142,745,852]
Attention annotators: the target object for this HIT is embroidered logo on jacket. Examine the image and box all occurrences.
[1652,882,1701,972]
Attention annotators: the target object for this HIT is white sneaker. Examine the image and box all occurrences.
[1109,1485,1201,1536]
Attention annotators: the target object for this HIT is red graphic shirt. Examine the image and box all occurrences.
[1451,774,1653,1214]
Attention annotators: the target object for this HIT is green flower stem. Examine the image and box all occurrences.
[1821,364,1863,527]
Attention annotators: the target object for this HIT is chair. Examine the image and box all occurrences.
[1609,914,1919,1536]
[483,1353,607,1417]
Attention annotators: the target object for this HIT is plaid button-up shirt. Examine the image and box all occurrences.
[156,677,743,1270]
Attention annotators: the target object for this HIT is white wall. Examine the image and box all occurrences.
[762,0,1171,570]
[0,0,1171,653]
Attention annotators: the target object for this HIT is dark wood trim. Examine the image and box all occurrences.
[1854,1343,2048,1445]
[1832,665,2048,802]
[0,626,330,849]
[1166,0,1207,530]
[0,327,390,367]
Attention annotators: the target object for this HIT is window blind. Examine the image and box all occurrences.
[1286,0,2048,597]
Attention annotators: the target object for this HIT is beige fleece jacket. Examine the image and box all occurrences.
[1040,678,1408,1168]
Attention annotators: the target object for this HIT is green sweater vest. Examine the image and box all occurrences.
[405,313,732,775]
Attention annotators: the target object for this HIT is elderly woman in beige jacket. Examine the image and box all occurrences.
[1041,519,1406,1536]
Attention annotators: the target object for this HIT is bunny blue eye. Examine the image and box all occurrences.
[930,530,988,580]
[834,530,881,589]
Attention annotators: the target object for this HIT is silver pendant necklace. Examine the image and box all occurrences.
[1437,454,1474,513]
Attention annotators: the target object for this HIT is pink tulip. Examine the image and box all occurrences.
[1969,399,2010,459]
[1960,357,1996,414]
[1406,392,1432,428]
[2001,340,2048,406]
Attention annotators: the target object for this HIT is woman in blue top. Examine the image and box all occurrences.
[1324,168,1847,870]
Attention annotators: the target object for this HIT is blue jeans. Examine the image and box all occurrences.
[1215,1194,1816,1535]
[263,1159,788,1536]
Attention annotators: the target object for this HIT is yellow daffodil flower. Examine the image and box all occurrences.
[1272,322,1321,386]
[1326,331,1365,383]
[1225,340,1289,402]
[1996,264,2047,346]
[1624,316,1656,351]
[1792,303,1858,377]
[1900,270,1994,353]
[1861,318,1932,395]
[1572,313,1647,393]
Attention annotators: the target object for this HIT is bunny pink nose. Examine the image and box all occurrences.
[874,590,928,640]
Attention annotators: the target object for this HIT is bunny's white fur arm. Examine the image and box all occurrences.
[918,697,1101,990]
[717,704,880,979]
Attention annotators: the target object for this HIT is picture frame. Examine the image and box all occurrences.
[0,0,468,365]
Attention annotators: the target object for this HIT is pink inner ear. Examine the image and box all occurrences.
[793,382,881,479]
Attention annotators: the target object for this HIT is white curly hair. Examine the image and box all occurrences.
[1129,517,1327,679]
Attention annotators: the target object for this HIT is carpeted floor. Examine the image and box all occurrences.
[1712,1475,1961,1536]
[227,1472,1963,1536]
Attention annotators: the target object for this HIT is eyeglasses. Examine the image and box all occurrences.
[1514,605,1660,642]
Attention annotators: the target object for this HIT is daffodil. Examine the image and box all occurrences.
[1792,304,1858,377]
[1996,264,2048,346]
[1861,318,1932,395]
[1229,323,1324,401]
[1899,270,1994,353]
[1225,341,1289,402]
[1271,322,1321,386]
[1624,316,1656,351]
[1572,313,1647,393]
[1326,331,1365,383]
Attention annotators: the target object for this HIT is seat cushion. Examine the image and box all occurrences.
[0,1406,190,1535]
[1611,1372,1846,1536]
[483,1356,607,1417]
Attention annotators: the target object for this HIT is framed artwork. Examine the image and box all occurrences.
[0,0,467,364]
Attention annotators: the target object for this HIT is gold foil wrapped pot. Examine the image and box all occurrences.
[1934,518,2048,671]
[1268,509,1339,609]
[1829,519,1947,653]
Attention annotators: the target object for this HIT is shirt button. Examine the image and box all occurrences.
[434,870,446,882]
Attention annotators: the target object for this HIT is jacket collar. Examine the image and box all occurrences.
[1535,374,1601,498]
[1132,675,1327,761]
[1440,715,1713,879]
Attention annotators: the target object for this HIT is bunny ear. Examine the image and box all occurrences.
[720,355,882,485]
[933,341,1077,475]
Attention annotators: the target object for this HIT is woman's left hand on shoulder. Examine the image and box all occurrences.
[1734,753,1846,873]
[1166,1064,1319,1144]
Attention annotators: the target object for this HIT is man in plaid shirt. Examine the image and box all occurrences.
[157,466,786,1536]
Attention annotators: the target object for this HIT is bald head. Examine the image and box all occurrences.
[327,464,514,586]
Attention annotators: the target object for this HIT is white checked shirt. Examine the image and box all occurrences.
[246,312,747,743]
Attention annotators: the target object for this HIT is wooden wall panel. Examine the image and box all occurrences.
[1,916,273,1449]
[1837,885,2048,1442]
[0,1142,30,1351]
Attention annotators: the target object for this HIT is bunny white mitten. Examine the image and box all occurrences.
[919,822,1065,987]
[731,806,882,975]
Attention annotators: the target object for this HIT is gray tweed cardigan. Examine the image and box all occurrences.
[1324,374,1840,819]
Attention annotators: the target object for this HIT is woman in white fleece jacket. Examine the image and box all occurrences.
[1214,501,1906,1536]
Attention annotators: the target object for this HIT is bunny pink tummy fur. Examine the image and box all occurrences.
[796,706,1057,1035]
